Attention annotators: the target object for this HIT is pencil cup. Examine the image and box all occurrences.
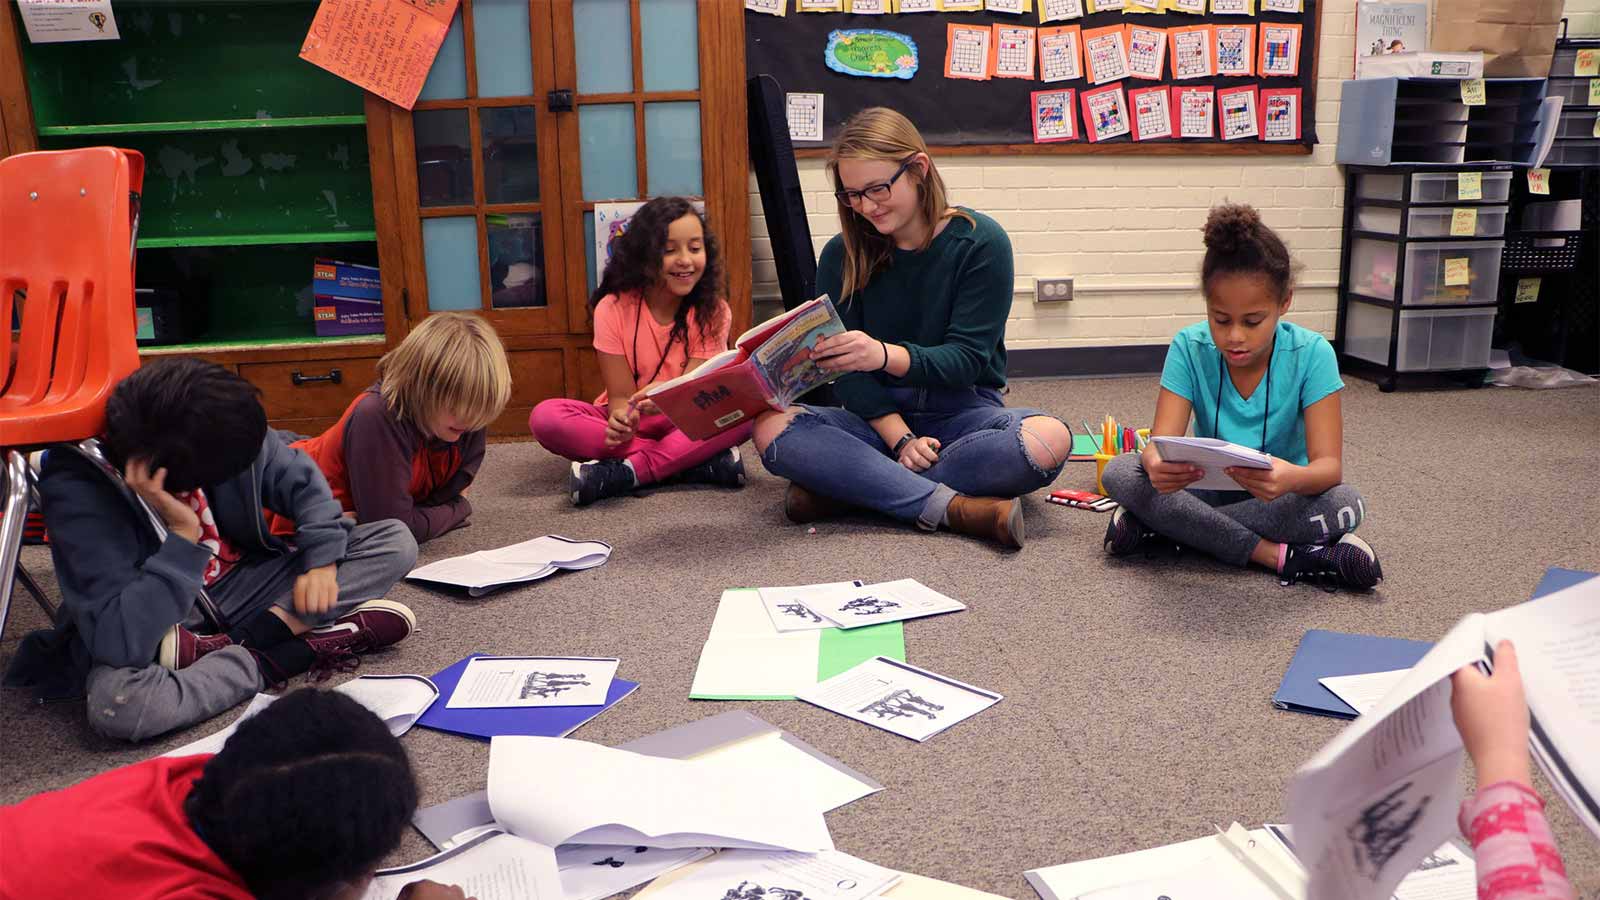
[1137,428,1150,445]
[1094,453,1115,494]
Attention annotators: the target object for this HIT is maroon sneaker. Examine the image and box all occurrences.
[157,626,233,671]
[302,600,416,679]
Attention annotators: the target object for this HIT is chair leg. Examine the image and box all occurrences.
[16,563,55,620]
[0,450,31,639]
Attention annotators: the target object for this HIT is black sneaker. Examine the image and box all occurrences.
[569,459,637,507]
[1103,507,1179,557]
[1280,534,1383,591]
[676,447,747,488]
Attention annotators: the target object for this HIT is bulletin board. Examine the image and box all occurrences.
[745,1,1321,155]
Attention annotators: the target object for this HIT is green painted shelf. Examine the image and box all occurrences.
[36,115,367,137]
[137,231,379,249]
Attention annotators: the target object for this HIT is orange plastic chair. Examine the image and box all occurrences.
[1,147,144,636]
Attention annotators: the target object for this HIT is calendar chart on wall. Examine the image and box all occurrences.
[746,0,1320,153]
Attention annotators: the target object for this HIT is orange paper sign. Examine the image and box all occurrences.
[300,0,460,110]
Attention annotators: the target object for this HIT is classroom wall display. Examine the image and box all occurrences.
[744,0,1320,153]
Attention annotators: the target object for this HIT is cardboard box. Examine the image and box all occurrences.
[313,258,384,337]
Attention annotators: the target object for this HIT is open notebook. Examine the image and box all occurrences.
[406,535,612,596]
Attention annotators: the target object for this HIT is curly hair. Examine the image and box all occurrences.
[185,688,418,900]
[1201,203,1297,300]
[589,196,725,351]
[103,358,268,492]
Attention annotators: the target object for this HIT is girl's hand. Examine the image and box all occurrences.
[123,459,202,543]
[813,331,886,373]
[1451,640,1532,788]
[1225,457,1301,503]
[897,436,941,472]
[1142,446,1202,494]
[604,405,638,448]
[627,388,661,418]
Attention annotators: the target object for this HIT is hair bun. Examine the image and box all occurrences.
[1203,203,1262,256]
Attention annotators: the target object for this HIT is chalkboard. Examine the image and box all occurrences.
[746,3,1321,154]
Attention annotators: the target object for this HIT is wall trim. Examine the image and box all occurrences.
[1008,344,1167,379]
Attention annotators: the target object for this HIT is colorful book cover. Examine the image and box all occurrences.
[1355,2,1428,78]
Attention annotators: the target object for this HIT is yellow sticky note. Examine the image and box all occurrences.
[1460,78,1486,106]
[1515,278,1541,304]
[1444,258,1470,287]
[1577,49,1600,77]
[1450,208,1478,237]
[1593,112,1600,139]
[1457,172,1482,200]
[1528,168,1551,195]
[1589,79,1600,106]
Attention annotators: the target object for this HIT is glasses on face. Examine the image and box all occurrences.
[833,157,917,207]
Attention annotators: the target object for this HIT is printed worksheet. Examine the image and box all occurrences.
[1211,0,1252,11]
[643,850,901,900]
[1170,26,1213,79]
[1174,86,1215,138]
[557,846,714,900]
[945,24,993,80]
[1039,25,1083,82]
[744,0,786,14]
[942,0,984,9]
[1126,24,1166,79]
[798,0,843,10]
[1083,85,1131,142]
[1219,87,1259,140]
[993,24,1037,78]
[1261,0,1301,9]
[786,93,824,142]
[1259,23,1300,76]
[1039,0,1085,20]
[1132,88,1173,141]
[757,580,862,632]
[1317,669,1409,717]
[362,831,562,900]
[813,579,966,629]
[1215,24,1255,76]
[1084,25,1129,84]
[446,657,619,709]
[798,657,1002,742]
[1171,0,1206,11]
[848,0,889,12]
[1261,90,1300,142]
[1032,89,1077,142]
[987,0,1027,12]
[897,0,937,9]
[1089,0,1125,9]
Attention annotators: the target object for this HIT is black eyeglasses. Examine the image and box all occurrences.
[834,157,917,206]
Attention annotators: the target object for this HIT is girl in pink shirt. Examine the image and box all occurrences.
[529,197,753,505]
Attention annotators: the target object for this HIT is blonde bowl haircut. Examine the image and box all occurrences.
[376,312,512,432]
[826,107,974,301]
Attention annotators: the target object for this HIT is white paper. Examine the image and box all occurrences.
[1075,857,1278,900]
[1039,29,1082,82]
[1041,0,1085,20]
[814,579,966,630]
[1024,829,1290,900]
[786,93,825,143]
[1150,436,1273,491]
[798,657,1001,742]
[363,831,562,900]
[557,845,713,900]
[488,737,834,853]
[994,26,1037,78]
[407,535,612,596]
[695,730,882,814]
[160,693,279,759]
[759,581,858,632]
[1391,841,1477,900]
[644,850,901,900]
[18,0,119,43]
[1318,669,1410,717]
[161,675,437,758]
[1085,31,1130,84]
[447,657,619,709]
[692,589,824,698]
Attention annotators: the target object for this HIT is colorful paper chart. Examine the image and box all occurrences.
[825,29,919,79]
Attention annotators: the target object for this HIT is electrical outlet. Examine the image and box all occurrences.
[1035,277,1073,302]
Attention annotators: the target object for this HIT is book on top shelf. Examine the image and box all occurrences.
[646,295,847,441]
[1354,2,1428,79]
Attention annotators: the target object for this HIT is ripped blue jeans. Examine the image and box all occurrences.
[760,387,1068,529]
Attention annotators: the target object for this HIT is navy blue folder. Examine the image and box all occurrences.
[1531,566,1597,598]
[1272,629,1434,719]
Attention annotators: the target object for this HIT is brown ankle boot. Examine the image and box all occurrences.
[784,482,854,524]
[944,495,1025,549]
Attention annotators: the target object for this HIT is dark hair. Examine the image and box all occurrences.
[104,358,267,491]
[589,196,725,354]
[185,689,419,900]
[1201,203,1296,301]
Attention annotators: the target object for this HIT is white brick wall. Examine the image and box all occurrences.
[747,0,1600,350]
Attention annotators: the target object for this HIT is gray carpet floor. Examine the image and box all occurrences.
[3,375,1598,898]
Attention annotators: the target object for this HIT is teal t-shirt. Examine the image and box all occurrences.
[1159,320,1344,466]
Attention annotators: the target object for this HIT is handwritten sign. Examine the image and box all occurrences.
[1577,49,1600,77]
[1456,172,1482,201]
[1459,78,1485,106]
[1444,258,1470,287]
[1514,278,1541,304]
[1449,208,1478,237]
[300,0,460,110]
[1527,168,1550,196]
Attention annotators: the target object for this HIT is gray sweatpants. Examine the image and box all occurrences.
[1100,452,1367,567]
[85,519,418,743]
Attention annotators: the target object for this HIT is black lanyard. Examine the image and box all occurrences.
[632,297,678,387]
[1215,337,1273,454]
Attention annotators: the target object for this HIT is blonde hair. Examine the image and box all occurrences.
[377,312,511,432]
[826,107,972,300]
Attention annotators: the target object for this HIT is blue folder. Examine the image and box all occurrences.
[1531,566,1597,598]
[1272,629,1433,719]
[414,653,639,741]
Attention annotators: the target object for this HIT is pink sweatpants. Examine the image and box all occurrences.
[528,399,754,485]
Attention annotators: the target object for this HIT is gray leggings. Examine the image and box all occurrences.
[1100,453,1367,567]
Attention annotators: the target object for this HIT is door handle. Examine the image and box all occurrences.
[548,89,574,113]
[290,368,342,386]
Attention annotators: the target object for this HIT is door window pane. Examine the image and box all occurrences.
[474,0,534,98]
[414,109,473,207]
[482,106,539,204]
[645,102,701,197]
[488,214,546,308]
[574,0,633,94]
[423,216,483,311]
[419,12,467,101]
[641,0,698,92]
[579,104,638,200]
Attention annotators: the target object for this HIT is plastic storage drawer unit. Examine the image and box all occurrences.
[1345,304,1496,372]
[1348,238,1503,306]
[1354,171,1513,204]
[1354,205,1508,238]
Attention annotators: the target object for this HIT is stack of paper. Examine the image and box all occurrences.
[361,830,562,900]
[161,674,438,758]
[642,854,1011,900]
[1149,436,1272,491]
[415,653,639,741]
[767,579,967,630]
[634,849,900,900]
[798,657,1002,743]
[407,535,612,596]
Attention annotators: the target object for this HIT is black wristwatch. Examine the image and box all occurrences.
[892,433,916,456]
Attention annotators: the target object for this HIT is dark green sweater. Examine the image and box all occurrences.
[816,208,1014,420]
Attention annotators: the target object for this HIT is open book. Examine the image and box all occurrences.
[646,295,846,440]
[406,535,612,596]
[1287,574,1600,900]
[1150,436,1273,491]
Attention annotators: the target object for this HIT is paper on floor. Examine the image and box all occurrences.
[487,736,834,852]
[638,849,900,900]
[445,657,619,709]
[556,845,713,900]
[361,830,562,900]
[797,656,1001,742]
[642,858,1007,900]
[407,535,612,596]
[811,579,966,629]
[1316,669,1409,716]
[1024,828,1293,900]
[160,674,437,758]
[759,581,860,632]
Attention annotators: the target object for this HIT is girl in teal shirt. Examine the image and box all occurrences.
[1101,204,1381,590]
